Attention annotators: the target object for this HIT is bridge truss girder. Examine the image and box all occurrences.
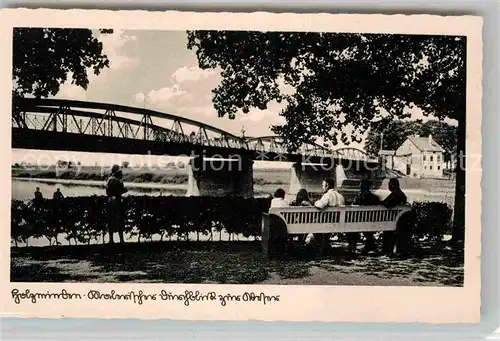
[11,97,377,164]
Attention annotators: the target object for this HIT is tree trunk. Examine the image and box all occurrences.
[452,118,466,243]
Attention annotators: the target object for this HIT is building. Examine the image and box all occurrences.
[393,134,445,178]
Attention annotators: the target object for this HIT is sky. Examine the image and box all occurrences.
[12,29,456,168]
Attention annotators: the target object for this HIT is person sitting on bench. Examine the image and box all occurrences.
[350,179,381,254]
[270,188,288,208]
[381,177,408,255]
[314,178,345,208]
[291,188,313,207]
[290,188,314,245]
[314,178,345,252]
[382,178,407,208]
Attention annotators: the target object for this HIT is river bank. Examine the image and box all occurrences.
[12,166,456,191]
[12,176,456,207]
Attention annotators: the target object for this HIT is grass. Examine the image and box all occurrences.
[11,239,464,286]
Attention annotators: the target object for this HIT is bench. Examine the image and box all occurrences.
[262,205,413,259]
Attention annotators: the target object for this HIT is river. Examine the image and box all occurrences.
[11,177,287,201]
[12,178,186,200]
[11,178,455,205]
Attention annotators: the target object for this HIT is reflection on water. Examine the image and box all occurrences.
[12,178,276,201]
[12,178,185,201]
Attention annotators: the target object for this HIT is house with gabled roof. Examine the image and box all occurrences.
[392,134,446,178]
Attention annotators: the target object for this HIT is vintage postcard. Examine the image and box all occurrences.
[0,9,482,323]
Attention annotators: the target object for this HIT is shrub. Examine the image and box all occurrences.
[11,196,273,246]
[411,201,453,242]
[10,196,451,246]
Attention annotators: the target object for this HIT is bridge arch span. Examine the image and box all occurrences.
[14,97,243,140]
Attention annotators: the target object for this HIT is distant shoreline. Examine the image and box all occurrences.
[11,166,456,193]
[11,166,290,186]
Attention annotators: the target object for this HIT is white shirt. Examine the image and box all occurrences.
[314,189,345,208]
[270,197,289,208]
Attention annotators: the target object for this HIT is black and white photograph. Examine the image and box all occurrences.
[1,9,483,322]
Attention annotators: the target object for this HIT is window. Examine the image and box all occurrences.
[438,165,440,170]
[437,155,440,162]
[430,155,433,162]
[423,155,426,161]
[424,166,427,169]
[430,165,433,170]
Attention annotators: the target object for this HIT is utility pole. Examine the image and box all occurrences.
[380,132,384,151]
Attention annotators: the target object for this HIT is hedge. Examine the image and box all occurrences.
[10,196,453,247]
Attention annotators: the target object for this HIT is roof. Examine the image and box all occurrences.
[378,150,395,155]
[407,136,445,152]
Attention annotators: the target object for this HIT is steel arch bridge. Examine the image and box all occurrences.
[12,97,247,149]
[11,97,378,166]
[246,136,375,162]
[245,136,331,158]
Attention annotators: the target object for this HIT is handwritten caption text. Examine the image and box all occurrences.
[11,289,280,306]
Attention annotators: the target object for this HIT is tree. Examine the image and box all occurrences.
[13,28,113,98]
[364,119,458,159]
[364,120,422,156]
[187,31,466,243]
[420,120,458,162]
[122,161,130,169]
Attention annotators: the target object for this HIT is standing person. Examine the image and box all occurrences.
[351,179,381,254]
[381,178,408,254]
[34,187,43,200]
[106,165,128,244]
[52,188,64,245]
[53,188,64,200]
[314,178,345,253]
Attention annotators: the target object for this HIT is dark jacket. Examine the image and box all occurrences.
[106,176,127,197]
[290,200,312,207]
[381,189,407,208]
[353,192,381,206]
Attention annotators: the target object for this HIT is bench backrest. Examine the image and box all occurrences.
[267,205,412,234]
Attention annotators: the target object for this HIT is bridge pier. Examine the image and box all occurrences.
[336,162,382,202]
[286,162,339,201]
[186,156,254,198]
[286,160,380,203]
